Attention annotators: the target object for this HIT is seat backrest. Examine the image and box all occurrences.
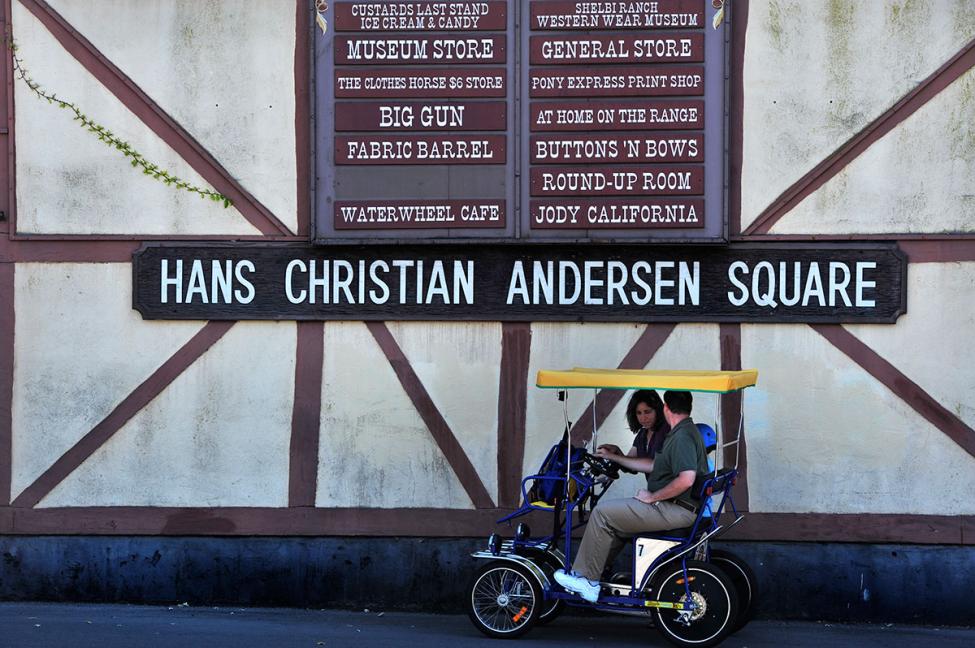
[689,467,736,526]
[526,440,585,505]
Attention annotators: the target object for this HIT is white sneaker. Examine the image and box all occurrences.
[553,569,600,603]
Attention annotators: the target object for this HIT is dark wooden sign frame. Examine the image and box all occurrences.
[133,243,907,324]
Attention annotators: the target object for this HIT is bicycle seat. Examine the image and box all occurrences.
[637,525,704,541]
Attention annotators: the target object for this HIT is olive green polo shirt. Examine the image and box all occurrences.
[645,417,709,505]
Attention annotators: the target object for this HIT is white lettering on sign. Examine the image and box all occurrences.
[539,38,694,61]
[726,261,878,309]
[538,171,693,193]
[534,6,700,29]
[379,105,465,128]
[533,137,699,161]
[160,259,254,305]
[283,258,475,306]
[343,138,496,162]
[349,2,492,30]
[648,106,699,124]
[149,255,893,317]
[531,203,698,226]
[506,260,700,306]
[345,38,495,62]
[337,203,501,225]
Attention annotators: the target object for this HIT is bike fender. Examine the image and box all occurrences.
[471,551,552,590]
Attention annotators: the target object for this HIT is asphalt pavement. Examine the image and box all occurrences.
[1,602,972,648]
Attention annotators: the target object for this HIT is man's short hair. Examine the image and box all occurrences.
[663,390,693,415]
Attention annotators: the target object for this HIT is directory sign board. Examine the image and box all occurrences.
[315,0,726,242]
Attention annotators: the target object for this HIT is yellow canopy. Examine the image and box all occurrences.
[536,368,758,393]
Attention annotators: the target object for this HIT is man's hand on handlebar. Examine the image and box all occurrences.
[592,445,638,474]
[595,444,623,458]
[581,451,621,480]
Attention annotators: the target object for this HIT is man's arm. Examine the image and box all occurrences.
[594,446,654,473]
[634,469,696,504]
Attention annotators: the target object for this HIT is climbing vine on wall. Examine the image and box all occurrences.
[7,39,232,208]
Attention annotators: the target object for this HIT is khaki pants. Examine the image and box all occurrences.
[572,497,698,580]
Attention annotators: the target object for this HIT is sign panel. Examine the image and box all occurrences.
[335,35,506,64]
[336,135,506,164]
[528,34,705,64]
[522,0,721,240]
[529,1,705,31]
[530,134,703,163]
[334,1,508,31]
[134,244,907,323]
[529,100,703,131]
[529,198,704,229]
[321,1,515,241]
[316,0,725,242]
[334,101,506,131]
[334,200,506,229]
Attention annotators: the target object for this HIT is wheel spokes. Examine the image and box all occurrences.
[472,568,535,633]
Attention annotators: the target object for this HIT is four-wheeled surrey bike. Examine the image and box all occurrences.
[466,368,759,647]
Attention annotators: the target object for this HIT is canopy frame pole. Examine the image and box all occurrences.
[562,390,572,499]
[735,391,745,469]
[561,390,574,567]
[712,394,720,475]
[591,388,598,452]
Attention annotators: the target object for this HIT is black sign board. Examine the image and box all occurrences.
[133,244,906,323]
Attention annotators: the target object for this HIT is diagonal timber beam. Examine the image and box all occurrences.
[11,321,235,508]
[743,35,975,235]
[19,0,293,236]
[812,324,975,460]
[569,324,676,446]
[366,322,495,509]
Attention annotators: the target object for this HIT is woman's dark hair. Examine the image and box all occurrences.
[626,389,665,433]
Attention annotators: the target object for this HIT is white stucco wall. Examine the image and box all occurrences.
[6,1,975,523]
[741,0,975,232]
[12,1,266,235]
[846,263,975,431]
[317,322,475,509]
[770,66,975,234]
[41,322,296,507]
[12,263,203,501]
[46,0,299,233]
[388,321,503,503]
[742,322,975,515]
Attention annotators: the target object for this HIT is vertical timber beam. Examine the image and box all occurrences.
[497,322,531,509]
[720,323,748,511]
[294,0,311,238]
[0,261,12,505]
[729,0,748,238]
[289,321,324,507]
